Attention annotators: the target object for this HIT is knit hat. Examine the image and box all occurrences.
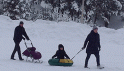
[20,21,24,24]
[93,26,98,30]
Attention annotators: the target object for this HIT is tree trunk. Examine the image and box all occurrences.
[105,21,108,27]
[104,13,110,28]
[80,0,85,24]
[94,13,97,24]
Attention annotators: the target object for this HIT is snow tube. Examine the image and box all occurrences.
[48,59,73,66]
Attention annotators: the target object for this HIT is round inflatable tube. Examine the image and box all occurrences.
[48,59,73,66]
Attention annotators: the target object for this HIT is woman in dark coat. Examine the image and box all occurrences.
[52,44,70,59]
[82,26,103,69]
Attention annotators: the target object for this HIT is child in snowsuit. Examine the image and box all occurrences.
[52,44,70,59]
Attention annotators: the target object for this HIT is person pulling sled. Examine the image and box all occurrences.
[82,26,104,69]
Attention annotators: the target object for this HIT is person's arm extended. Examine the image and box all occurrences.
[23,28,29,40]
[82,34,90,50]
[52,51,58,59]
[64,51,70,59]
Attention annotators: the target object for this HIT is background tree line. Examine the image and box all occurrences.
[0,0,124,27]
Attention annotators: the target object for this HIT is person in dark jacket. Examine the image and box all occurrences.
[52,44,70,59]
[11,21,30,60]
[82,26,102,68]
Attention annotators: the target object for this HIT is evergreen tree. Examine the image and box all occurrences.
[3,0,20,20]
[84,0,122,27]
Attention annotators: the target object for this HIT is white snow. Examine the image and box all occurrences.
[114,0,122,10]
[40,1,51,8]
[20,0,24,2]
[86,0,90,5]
[60,3,66,9]
[0,15,124,71]
[112,0,122,15]
[72,1,79,12]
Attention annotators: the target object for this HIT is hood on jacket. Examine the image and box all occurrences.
[58,44,64,50]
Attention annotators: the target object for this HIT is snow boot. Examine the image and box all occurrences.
[19,59,24,61]
[11,58,16,60]
[84,66,90,69]
[97,65,104,69]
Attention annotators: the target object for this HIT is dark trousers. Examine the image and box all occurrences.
[11,41,22,59]
[85,53,100,67]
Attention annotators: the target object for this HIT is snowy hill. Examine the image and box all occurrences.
[0,15,124,71]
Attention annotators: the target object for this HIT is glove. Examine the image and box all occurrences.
[22,37,25,40]
[67,57,70,59]
[82,47,85,50]
[26,38,30,40]
[52,57,54,59]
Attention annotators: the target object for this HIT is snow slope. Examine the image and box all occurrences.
[0,15,124,71]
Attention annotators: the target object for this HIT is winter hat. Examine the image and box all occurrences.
[93,26,98,30]
[20,21,24,24]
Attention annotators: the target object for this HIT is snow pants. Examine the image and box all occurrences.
[85,53,100,67]
[11,41,22,59]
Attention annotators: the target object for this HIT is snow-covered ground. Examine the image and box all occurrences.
[0,15,124,71]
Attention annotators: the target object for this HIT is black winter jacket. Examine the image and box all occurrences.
[13,25,29,42]
[83,30,101,54]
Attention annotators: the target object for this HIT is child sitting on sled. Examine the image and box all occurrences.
[52,44,70,59]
